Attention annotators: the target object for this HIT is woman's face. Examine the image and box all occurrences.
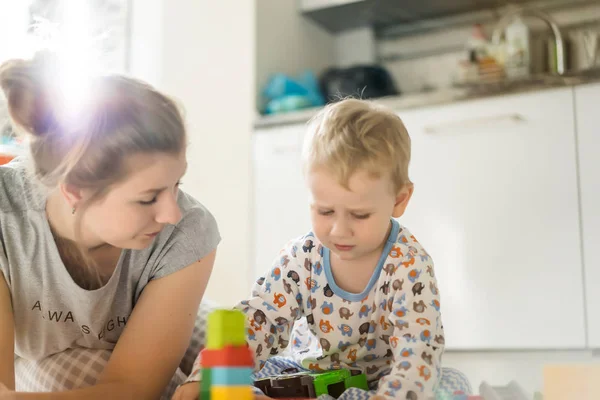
[79,151,187,250]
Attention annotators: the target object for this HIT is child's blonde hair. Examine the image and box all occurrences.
[303,98,411,193]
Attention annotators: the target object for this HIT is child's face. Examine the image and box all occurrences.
[307,166,412,263]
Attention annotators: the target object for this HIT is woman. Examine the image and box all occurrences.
[0,52,219,399]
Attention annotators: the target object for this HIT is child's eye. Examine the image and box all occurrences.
[318,210,334,216]
[353,213,371,220]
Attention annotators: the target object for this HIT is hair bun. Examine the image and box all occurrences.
[0,51,58,138]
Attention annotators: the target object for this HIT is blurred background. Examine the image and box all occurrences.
[1,1,600,398]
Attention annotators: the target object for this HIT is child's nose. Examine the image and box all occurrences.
[330,217,351,237]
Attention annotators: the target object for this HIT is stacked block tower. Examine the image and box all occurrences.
[199,309,254,400]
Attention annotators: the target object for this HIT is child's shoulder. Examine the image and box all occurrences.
[393,224,430,255]
[383,224,435,279]
[280,231,325,261]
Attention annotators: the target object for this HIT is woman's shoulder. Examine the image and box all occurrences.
[153,189,220,257]
[130,189,221,280]
[0,157,45,214]
[175,189,219,234]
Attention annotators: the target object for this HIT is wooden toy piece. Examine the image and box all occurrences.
[206,309,246,350]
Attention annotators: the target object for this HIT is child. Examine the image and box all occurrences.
[173,99,444,400]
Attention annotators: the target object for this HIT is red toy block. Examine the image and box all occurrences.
[200,344,254,368]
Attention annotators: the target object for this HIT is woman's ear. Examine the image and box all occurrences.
[392,183,414,218]
[59,183,84,211]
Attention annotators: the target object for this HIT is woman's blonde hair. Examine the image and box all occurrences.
[303,98,411,193]
[0,51,187,288]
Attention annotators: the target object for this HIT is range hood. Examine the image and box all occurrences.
[300,0,537,33]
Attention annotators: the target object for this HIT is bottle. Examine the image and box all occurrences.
[467,23,488,62]
[505,16,531,79]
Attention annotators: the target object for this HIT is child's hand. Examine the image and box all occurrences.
[171,382,199,400]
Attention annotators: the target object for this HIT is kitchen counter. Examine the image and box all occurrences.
[254,70,600,129]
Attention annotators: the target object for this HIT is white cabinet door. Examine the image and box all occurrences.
[253,124,312,278]
[575,83,600,348]
[399,88,586,350]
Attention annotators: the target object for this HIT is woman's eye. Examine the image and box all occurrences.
[139,197,158,206]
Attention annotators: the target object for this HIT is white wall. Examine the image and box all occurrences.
[128,0,163,86]
[255,0,335,110]
[130,0,256,307]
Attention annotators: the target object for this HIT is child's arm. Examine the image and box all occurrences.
[184,239,308,382]
[374,256,445,399]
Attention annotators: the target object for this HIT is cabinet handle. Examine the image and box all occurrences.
[272,144,300,154]
[424,113,526,134]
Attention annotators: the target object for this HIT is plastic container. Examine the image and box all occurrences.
[504,16,531,78]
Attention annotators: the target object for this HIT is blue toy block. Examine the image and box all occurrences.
[211,367,254,386]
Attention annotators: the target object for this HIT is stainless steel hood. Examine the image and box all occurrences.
[300,0,538,33]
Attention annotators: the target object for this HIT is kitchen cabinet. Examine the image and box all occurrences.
[399,87,586,350]
[575,83,600,348]
[252,123,312,278]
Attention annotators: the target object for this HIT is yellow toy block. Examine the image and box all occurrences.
[207,309,246,349]
[211,385,253,400]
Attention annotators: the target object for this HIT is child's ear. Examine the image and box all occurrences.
[392,184,414,218]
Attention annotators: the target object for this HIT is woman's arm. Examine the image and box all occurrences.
[9,249,216,400]
[0,272,15,390]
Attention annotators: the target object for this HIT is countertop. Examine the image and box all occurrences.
[254,70,600,130]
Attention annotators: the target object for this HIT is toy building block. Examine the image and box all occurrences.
[211,367,254,385]
[201,345,254,367]
[344,372,368,392]
[255,371,316,398]
[206,309,246,349]
[254,369,369,399]
[199,369,211,400]
[211,385,253,400]
[312,369,369,397]
[199,309,254,400]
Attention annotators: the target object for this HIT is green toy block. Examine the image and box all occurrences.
[312,369,369,397]
[344,373,368,392]
[206,309,246,350]
[312,370,351,397]
[200,368,212,400]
